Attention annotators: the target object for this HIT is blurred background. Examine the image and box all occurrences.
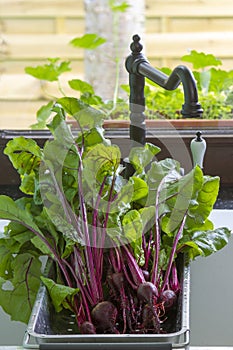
[1,0,233,129]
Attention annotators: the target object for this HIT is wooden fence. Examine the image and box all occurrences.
[1,0,233,128]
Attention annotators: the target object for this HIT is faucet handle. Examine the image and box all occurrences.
[190,131,206,169]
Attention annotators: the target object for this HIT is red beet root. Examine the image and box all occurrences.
[91,301,118,333]
[137,282,159,304]
[80,321,96,334]
[160,289,177,309]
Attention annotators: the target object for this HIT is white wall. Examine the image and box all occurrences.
[0,311,26,346]
[190,209,233,346]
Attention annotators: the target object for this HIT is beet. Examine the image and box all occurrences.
[80,321,96,334]
[160,289,177,309]
[137,282,158,304]
[91,301,118,333]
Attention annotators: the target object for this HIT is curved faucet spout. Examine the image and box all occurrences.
[137,62,203,118]
[125,35,203,119]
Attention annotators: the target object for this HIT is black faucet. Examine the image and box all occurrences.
[125,34,203,148]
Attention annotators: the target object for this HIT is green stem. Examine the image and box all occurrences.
[40,81,57,100]
[58,77,67,97]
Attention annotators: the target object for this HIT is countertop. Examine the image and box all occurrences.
[0,347,233,350]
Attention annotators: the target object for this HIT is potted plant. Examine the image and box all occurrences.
[0,91,231,347]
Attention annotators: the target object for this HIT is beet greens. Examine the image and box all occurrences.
[0,97,231,333]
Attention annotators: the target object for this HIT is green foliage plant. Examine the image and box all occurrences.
[0,96,231,331]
